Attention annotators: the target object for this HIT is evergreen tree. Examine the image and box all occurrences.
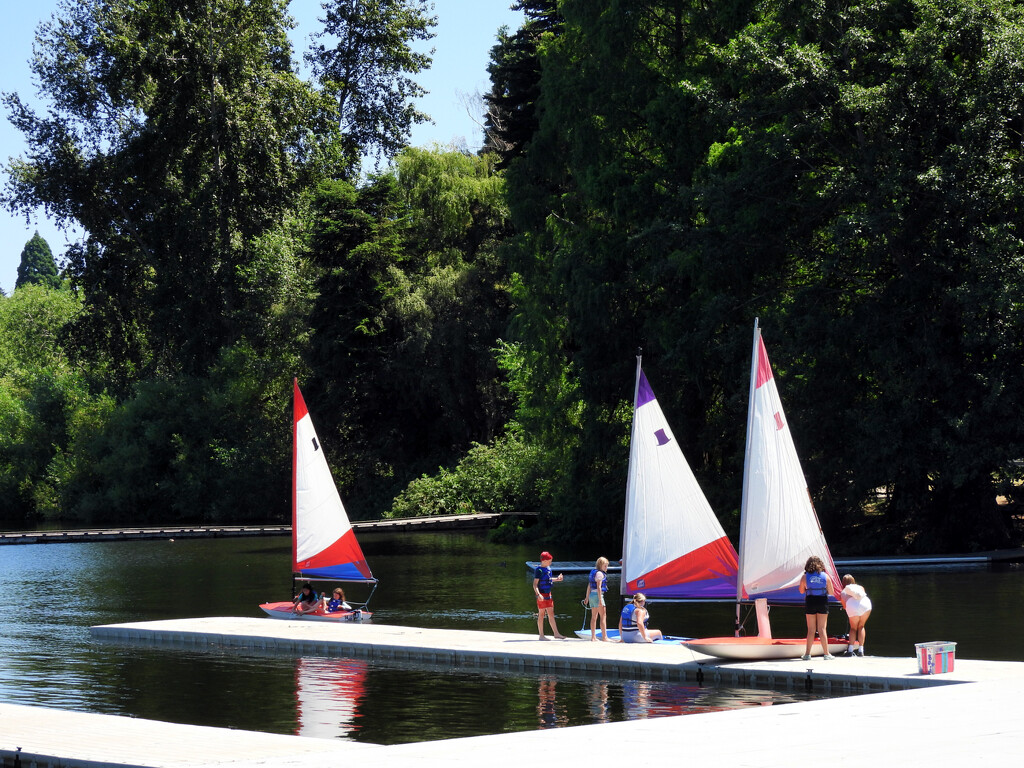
[15,232,60,290]
[483,0,562,167]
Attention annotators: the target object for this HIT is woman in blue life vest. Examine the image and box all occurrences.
[585,557,610,641]
[799,555,836,660]
[618,593,663,643]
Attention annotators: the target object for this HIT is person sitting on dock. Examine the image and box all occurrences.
[533,551,565,640]
[619,593,663,643]
[323,587,352,613]
[293,583,321,615]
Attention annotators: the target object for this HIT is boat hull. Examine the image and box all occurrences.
[259,601,371,623]
[683,636,847,660]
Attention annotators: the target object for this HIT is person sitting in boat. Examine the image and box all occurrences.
[293,582,321,615]
[323,587,353,613]
[619,593,663,643]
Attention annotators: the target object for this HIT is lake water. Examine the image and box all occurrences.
[1,532,1020,744]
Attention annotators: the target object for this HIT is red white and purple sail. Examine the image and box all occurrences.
[621,358,740,600]
[292,380,374,582]
[737,322,839,604]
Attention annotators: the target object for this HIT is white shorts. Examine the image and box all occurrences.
[845,596,872,617]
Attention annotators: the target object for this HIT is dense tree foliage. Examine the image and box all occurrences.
[305,147,513,517]
[15,232,61,290]
[710,0,1024,551]
[3,0,1024,554]
[0,284,107,524]
[496,0,1024,551]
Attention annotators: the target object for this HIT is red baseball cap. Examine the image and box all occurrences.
[540,551,553,561]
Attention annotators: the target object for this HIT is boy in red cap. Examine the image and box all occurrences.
[533,551,565,639]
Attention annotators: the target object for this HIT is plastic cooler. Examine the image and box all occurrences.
[915,641,956,674]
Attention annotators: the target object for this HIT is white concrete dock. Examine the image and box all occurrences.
[89,616,1021,692]
[2,618,1022,767]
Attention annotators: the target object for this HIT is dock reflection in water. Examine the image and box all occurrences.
[284,658,840,744]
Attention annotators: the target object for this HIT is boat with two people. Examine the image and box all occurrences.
[259,379,377,622]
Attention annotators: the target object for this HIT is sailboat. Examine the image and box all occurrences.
[684,321,845,659]
[620,357,740,601]
[259,379,377,622]
[575,357,740,641]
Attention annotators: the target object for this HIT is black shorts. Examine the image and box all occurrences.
[805,595,829,615]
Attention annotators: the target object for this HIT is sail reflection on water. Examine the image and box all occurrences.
[294,657,368,739]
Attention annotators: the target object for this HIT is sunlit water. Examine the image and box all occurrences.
[1,533,1020,743]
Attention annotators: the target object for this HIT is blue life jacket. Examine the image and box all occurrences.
[589,568,607,592]
[535,565,553,593]
[806,571,828,596]
[620,603,649,630]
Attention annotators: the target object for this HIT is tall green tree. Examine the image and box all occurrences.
[15,232,60,290]
[2,0,340,385]
[308,0,437,167]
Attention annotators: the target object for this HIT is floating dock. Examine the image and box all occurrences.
[0,514,502,545]
[2,618,1022,767]
[87,617,1014,692]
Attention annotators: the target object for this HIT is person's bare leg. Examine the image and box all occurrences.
[804,614,816,656]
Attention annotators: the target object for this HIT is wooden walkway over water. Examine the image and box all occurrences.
[4,618,1023,767]
[0,513,503,545]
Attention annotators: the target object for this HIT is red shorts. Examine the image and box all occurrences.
[537,594,553,609]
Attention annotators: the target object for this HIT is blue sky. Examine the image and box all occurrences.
[0,0,523,293]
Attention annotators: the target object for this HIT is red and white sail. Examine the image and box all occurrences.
[737,323,839,603]
[621,359,739,599]
[292,379,373,582]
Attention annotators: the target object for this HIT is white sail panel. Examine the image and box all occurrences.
[739,331,839,601]
[294,410,353,564]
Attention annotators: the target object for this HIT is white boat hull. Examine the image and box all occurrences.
[684,636,848,660]
[259,601,371,623]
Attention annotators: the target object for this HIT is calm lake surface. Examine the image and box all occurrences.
[1,532,1021,744]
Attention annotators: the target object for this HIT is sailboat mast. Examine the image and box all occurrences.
[736,320,761,626]
[620,350,643,597]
